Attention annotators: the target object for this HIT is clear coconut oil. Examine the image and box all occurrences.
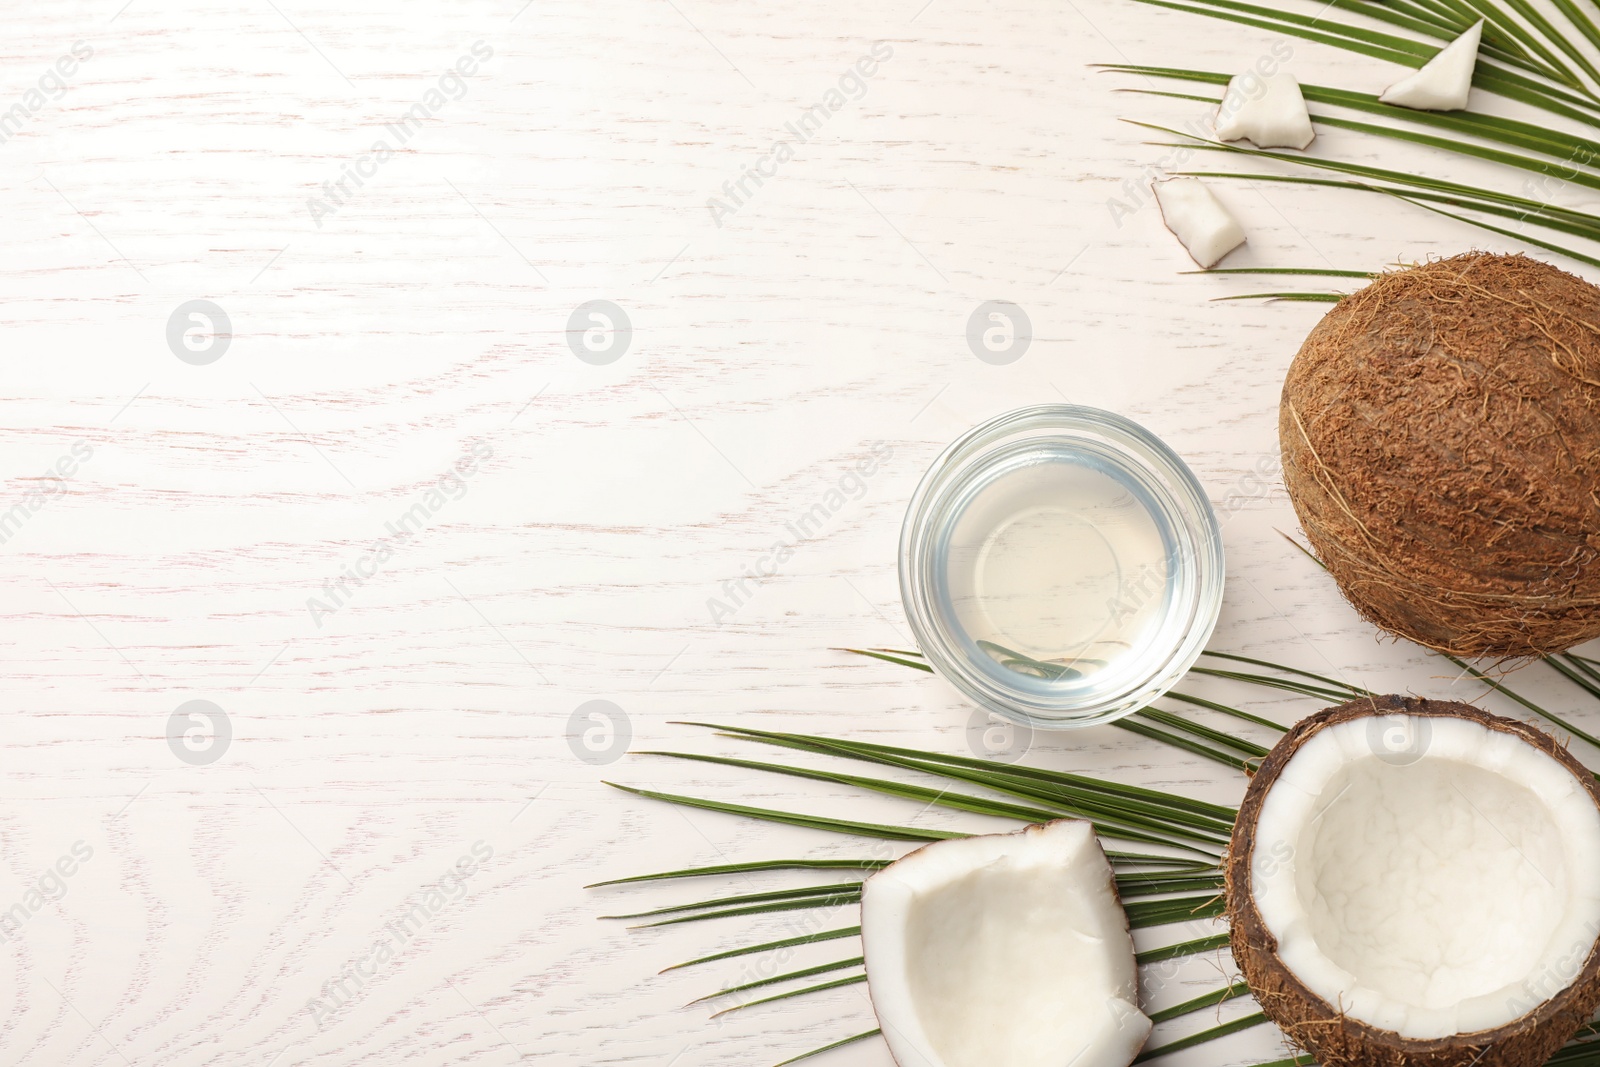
[934,447,1177,694]
[899,405,1223,727]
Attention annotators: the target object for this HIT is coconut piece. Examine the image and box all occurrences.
[1280,251,1600,657]
[1229,696,1600,1067]
[1215,72,1315,150]
[1153,177,1245,268]
[1381,20,1483,110]
[862,820,1150,1067]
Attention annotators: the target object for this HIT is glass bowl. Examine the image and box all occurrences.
[898,405,1225,729]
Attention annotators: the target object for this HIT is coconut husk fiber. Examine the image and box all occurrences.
[1280,252,1600,657]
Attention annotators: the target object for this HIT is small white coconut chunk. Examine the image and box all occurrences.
[1380,19,1483,110]
[1215,73,1315,150]
[1250,714,1600,1040]
[862,820,1151,1067]
[1152,178,1245,268]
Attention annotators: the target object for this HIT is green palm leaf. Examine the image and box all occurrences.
[712,974,867,1017]
[1181,266,1375,277]
[603,783,964,842]
[609,629,1600,1066]
[688,956,865,1006]
[771,1029,881,1067]
[1104,64,1600,161]
[1149,979,1252,1024]
[664,926,861,972]
[588,858,889,888]
[1117,0,1600,120]
[1137,1012,1271,1062]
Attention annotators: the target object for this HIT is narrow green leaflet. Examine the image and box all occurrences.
[604,882,865,921]
[688,956,865,1006]
[1213,291,1349,302]
[1134,707,1272,757]
[1548,654,1600,703]
[631,895,865,929]
[1136,1012,1271,1062]
[664,926,860,972]
[1186,665,1360,703]
[1148,979,1251,1024]
[711,974,868,1018]
[588,858,889,888]
[1164,691,1288,731]
[1181,266,1375,277]
[770,1029,881,1067]
[604,783,965,842]
[643,747,1228,853]
[638,750,1131,836]
[688,718,1240,823]
[1138,931,1232,964]
[1125,893,1229,928]
[1443,653,1600,752]
[1202,651,1370,699]
[1114,715,1256,771]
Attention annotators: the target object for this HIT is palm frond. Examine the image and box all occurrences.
[589,858,889,888]
[1202,651,1371,698]
[1126,893,1229,927]
[632,758,1222,857]
[1115,0,1600,120]
[1134,707,1272,757]
[1103,64,1600,161]
[1136,1012,1271,1062]
[630,895,865,929]
[663,926,861,972]
[711,974,867,1018]
[1113,716,1256,770]
[603,883,865,921]
[637,749,1198,846]
[604,783,963,842]
[1186,664,1362,702]
[1213,291,1350,302]
[1149,980,1252,1024]
[1181,266,1376,277]
[1138,931,1232,964]
[1160,140,1600,234]
[1544,654,1600,703]
[685,721,1240,823]
[769,1029,881,1067]
[609,631,1600,1067]
[689,956,865,1006]
[1442,653,1600,752]
[1400,194,1600,270]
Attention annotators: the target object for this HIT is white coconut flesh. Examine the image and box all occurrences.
[862,820,1151,1067]
[1250,714,1600,1039]
[1380,19,1483,111]
[1215,72,1315,150]
[1152,177,1245,268]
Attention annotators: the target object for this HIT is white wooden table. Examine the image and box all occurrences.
[4,0,1598,1064]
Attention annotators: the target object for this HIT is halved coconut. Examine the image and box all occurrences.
[862,820,1151,1067]
[1229,695,1600,1067]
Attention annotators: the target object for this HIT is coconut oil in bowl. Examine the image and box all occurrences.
[899,405,1224,729]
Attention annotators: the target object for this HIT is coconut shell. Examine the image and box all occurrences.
[1227,695,1600,1067]
[1280,252,1600,657]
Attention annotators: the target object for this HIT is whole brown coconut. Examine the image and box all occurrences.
[1227,695,1600,1067]
[1280,252,1600,657]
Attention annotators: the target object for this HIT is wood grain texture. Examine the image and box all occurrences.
[4,0,1600,1064]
